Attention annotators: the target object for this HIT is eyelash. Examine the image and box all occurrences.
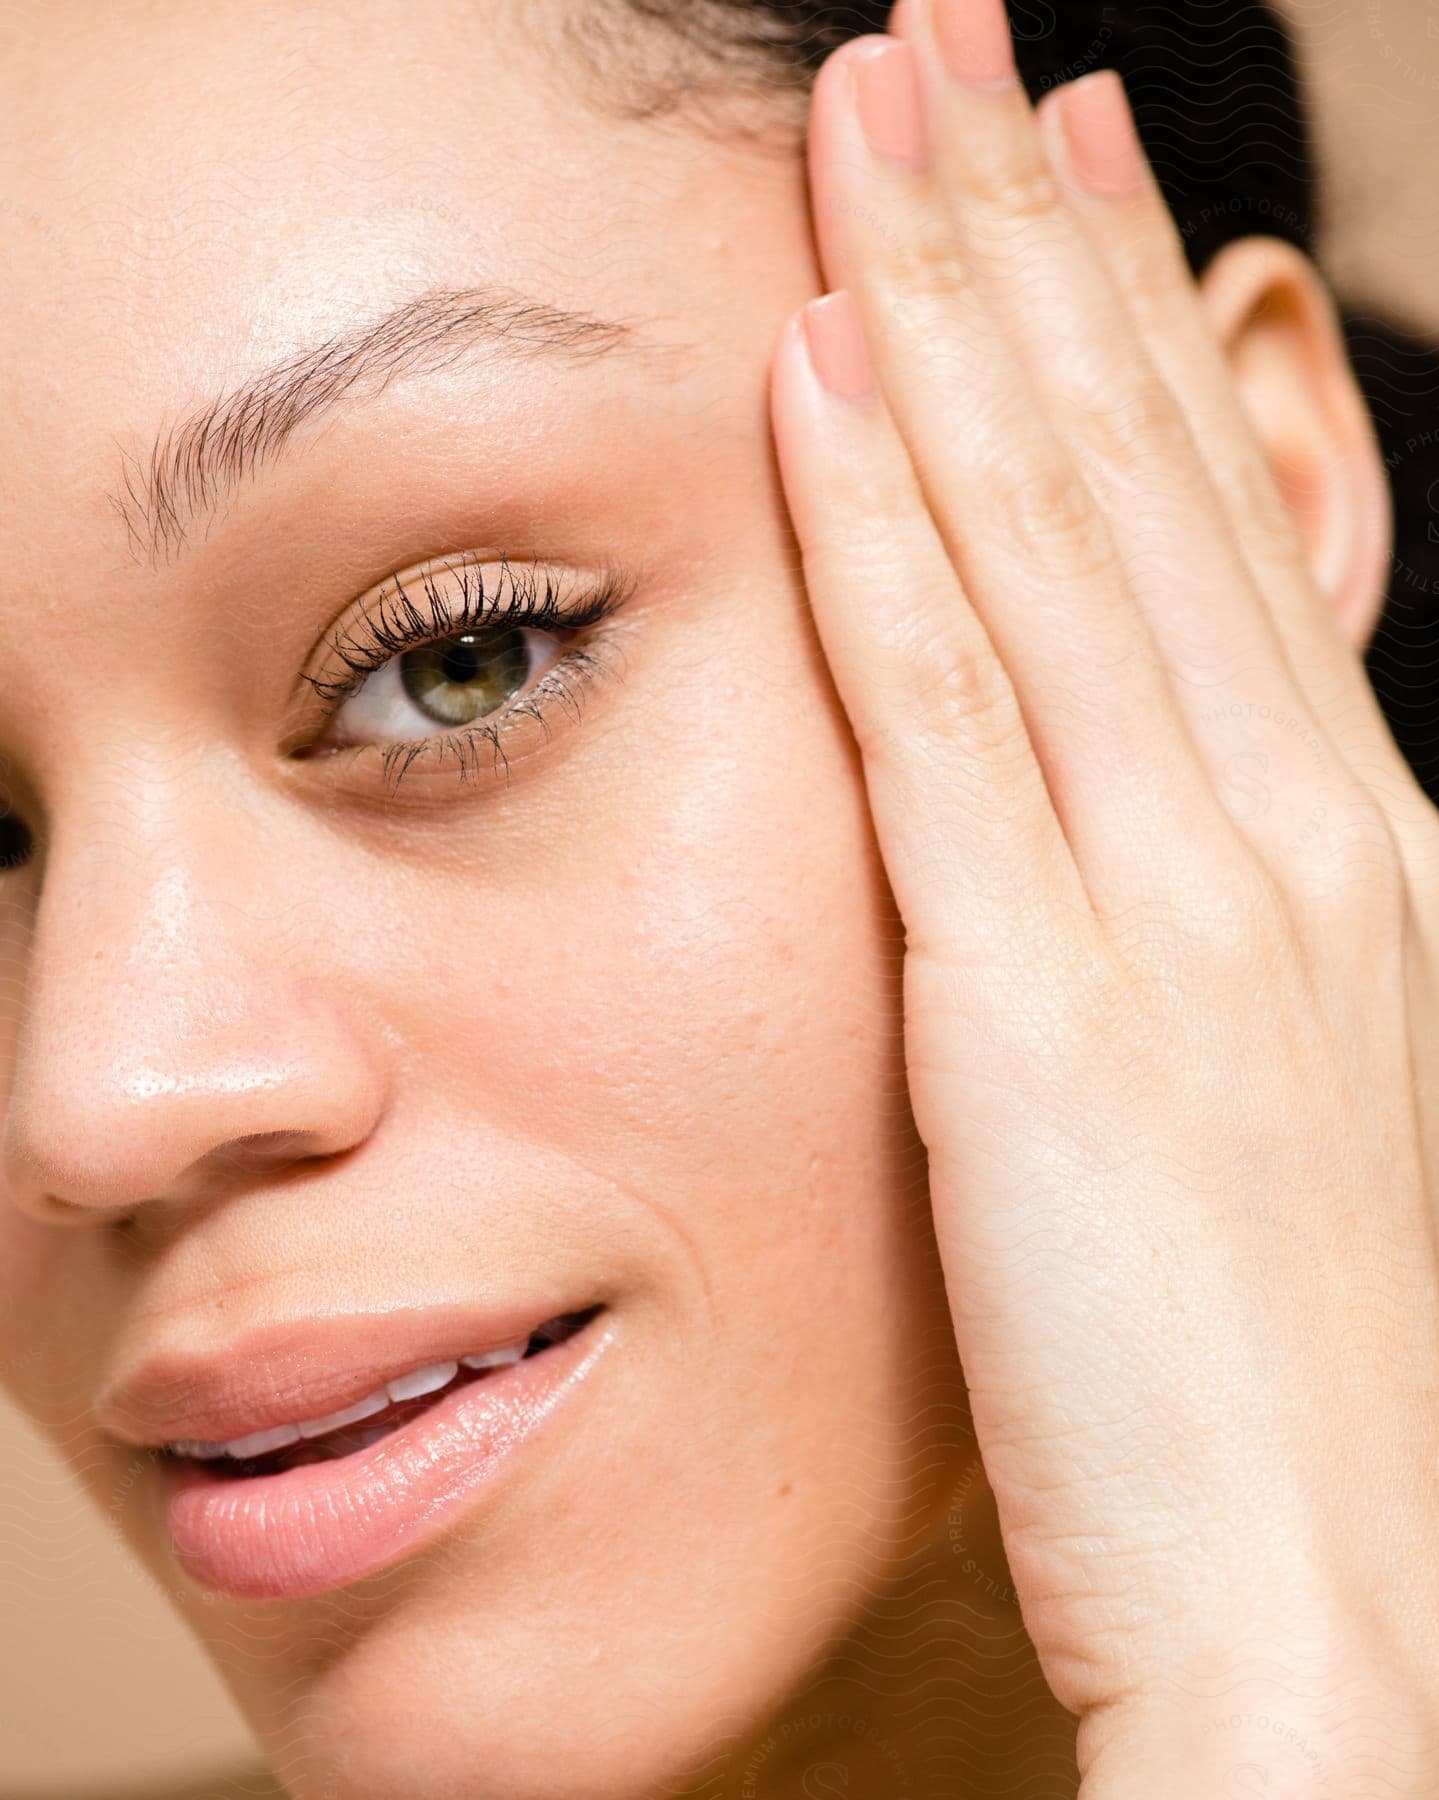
[301,556,634,796]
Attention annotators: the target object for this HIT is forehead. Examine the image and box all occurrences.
[0,0,804,546]
[2,0,667,286]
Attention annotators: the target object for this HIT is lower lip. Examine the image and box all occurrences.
[159,1319,610,1601]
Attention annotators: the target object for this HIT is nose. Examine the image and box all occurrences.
[2,799,386,1227]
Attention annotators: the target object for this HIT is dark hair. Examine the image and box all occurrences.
[611,0,1439,799]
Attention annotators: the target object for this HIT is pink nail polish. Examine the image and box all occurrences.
[851,39,929,167]
[801,292,875,402]
[930,0,1017,90]
[1052,70,1147,197]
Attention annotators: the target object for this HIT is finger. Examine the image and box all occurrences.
[769,291,1089,964]
[1032,69,1439,888]
[885,0,1361,879]
[805,33,1242,909]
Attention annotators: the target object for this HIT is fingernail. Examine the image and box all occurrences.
[851,39,929,167]
[801,292,875,401]
[930,0,1017,90]
[1052,70,1146,197]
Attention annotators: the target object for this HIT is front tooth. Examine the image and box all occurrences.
[170,1360,468,1459]
[459,1343,525,1370]
[386,1360,459,1403]
[224,1421,304,1459]
[296,1385,391,1440]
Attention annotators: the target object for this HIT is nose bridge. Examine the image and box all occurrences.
[2,772,385,1220]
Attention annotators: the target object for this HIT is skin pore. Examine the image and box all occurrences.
[0,2,1391,1796]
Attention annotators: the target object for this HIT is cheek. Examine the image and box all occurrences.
[247,687,952,1793]
[0,1220,111,1450]
[394,592,913,1303]
[394,607,947,1542]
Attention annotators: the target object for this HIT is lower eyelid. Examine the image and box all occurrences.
[289,557,640,798]
[302,633,622,799]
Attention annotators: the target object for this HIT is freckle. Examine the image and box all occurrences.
[776,1482,792,1499]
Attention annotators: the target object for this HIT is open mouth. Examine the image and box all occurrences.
[157,1299,614,1601]
[160,1306,602,1481]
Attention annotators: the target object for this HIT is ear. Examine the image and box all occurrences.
[1197,236,1393,652]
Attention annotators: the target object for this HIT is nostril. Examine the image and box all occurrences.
[213,1131,313,1174]
[36,1191,133,1230]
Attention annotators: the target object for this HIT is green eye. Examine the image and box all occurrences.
[398,630,535,729]
[300,556,636,794]
[329,625,560,746]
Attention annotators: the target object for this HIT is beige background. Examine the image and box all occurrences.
[0,1410,270,1797]
[2,3,1436,1795]
[1289,0,1439,334]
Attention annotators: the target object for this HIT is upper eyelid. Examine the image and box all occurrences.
[281,554,642,795]
[301,555,635,708]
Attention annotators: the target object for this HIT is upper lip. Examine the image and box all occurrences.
[98,1299,594,1449]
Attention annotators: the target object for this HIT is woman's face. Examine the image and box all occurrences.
[0,3,962,1795]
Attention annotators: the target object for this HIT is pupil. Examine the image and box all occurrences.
[440,639,482,685]
[400,630,530,728]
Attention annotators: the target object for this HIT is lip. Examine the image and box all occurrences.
[157,1314,611,1600]
[99,1299,596,1449]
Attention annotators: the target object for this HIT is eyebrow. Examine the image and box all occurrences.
[108,285,665,566]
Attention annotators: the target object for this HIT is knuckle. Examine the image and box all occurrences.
[914,642,1026,755]
[869,614,1027,765]
[885,217,977,323]
[802,476,920,572]
[961,158,1066,237]
[1101,854,1289,984]
[1201,865,1292,975]
[1073,375,1189,477]
[989,452,1116,583]
[1287,782,1408,918]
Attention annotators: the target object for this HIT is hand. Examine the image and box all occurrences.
[769,1,1439,1793]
